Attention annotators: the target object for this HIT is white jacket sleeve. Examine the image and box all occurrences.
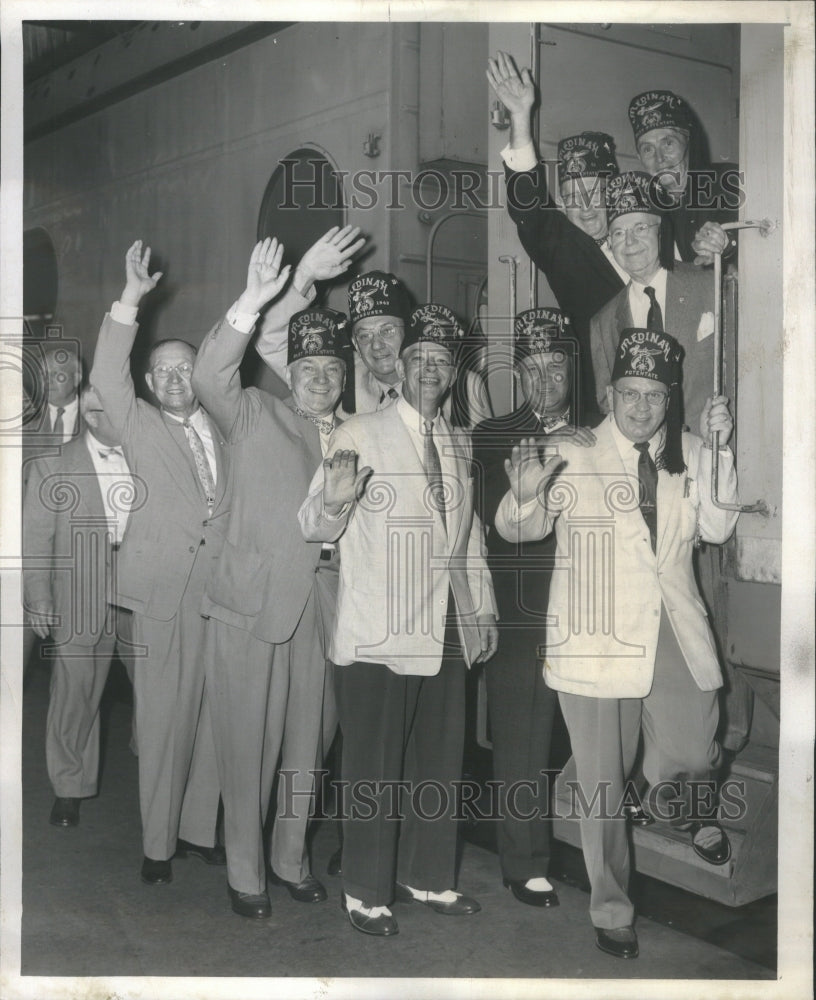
[692,438,740,543]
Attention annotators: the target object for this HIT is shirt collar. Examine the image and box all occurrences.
[163,404,203,425]
[631,266,668,298]
[608,412,666,463]
[85,429,122,456]
[396,394,446,435]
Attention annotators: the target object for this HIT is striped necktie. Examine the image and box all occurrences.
[423,419,446,530]
[52,407,65,441]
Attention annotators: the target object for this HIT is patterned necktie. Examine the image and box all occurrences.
[52,407,65,441]
[183,417,216,510]
[294,407,334,436]
[644,286,664,332]
[423,419,446,530]
[634,441,658,552]
[378,386,400,406]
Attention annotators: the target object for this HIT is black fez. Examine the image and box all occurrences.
[628,90,694,142]
[606,171,664,223]
[402,303,464,357]
[348,271,409,326]
[557,131,619,188]
[514,307,575,362]
[287,308,349,366]
[612,327,682,387]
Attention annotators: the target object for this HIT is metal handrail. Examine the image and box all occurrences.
[711,219,775,514]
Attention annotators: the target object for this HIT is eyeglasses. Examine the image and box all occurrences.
[608,222,660,245]
[405,354,453,370]
[354,323,403,344]
[613,387,669,406]
[151,362,193,379]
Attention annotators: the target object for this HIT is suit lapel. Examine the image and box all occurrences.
[161,411,206,504]
[656,465,683,558]
[282,395,324,467]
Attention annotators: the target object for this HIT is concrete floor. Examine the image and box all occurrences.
[18,658,776,986]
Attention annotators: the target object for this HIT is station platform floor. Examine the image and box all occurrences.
[17,658,777,988]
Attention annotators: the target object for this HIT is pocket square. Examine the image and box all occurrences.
[697,311,715,341]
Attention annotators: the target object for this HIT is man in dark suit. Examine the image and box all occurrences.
[191,236,360,920]
[90,242,228,885]
[487,50,628,417]
[472,307,596,909]
[23,386,134,828]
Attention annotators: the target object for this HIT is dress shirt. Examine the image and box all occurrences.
[84,430,133,544]
[627,268,668,330]
[395,396,458,502]
[48,398,79,443]
[608,412,665,478]
[375,378,402,409]
[164,405,217,486]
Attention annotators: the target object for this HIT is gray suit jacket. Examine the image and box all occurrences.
[90,314,230,620]
[590,261,716,434]
[192,316,332,645]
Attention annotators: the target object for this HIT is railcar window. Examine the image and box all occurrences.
[257,148,345,272]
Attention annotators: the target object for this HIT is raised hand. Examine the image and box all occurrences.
[692,221,731,266]
[294,225,367,296]
[322,449,373,515]
[700,395,733,448]
[504,436,562,506]
[121,240,163,307]
[486,51,536,118]
[237,238,291,315]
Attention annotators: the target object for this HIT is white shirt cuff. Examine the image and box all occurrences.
[226,302,260,335]
[500,141,537,173]
[111,301,138,325]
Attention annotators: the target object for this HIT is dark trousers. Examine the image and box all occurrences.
[335,645,466,907]
[484,626,557,881]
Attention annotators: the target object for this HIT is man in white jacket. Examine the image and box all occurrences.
[496,326,739,960]
[299,308,498,937]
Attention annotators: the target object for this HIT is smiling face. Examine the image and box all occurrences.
[607,375,669,443]
[396,341,456,415]
[145,341,198,417]
[560,176,608,240]
[518,349,572,416]
[352,315,405,384]
[286,355,345,418]
[609,210,661,284]
[636,127,689,194]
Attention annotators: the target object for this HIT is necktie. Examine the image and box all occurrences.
[294,407,335,436]
[634,441,658,552]
[378,386,400,406]
[423,420,447,530]
[183,417,216,510]
[644,286,664,332]
[52,407,65,441]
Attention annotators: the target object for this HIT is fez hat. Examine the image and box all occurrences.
[557,131,619,188]
[628,90,694,142]
[287,308,350,366]
[401,303,464,358]
[348,271,410,326]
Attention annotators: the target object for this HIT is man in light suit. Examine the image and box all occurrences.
[496,327,739,960]
[90,242,227,885]
[255,254,493,427]
[471,307,597,909]
[590,170,752,756]
[24,386,134,828]
[191,236,360,920]
[589,170,715,434]
[299,309,498,937]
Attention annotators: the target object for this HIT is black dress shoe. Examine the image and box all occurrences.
[141,857,173,885]
[624,805,655,827]
[503,878,559,908]
[394,882,481,915]
[228,884,272,919]
[49,797,80,828]
[689,821,732,866]
[595,926,639,959]
[327,847,342,877]
[270,871,327,903]
[175,839,227,865]
[341,892,398,936]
